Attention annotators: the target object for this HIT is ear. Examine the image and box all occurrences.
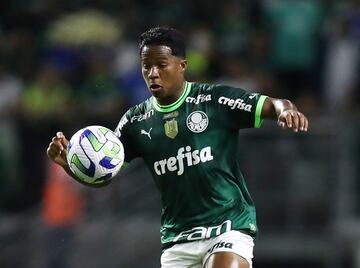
[180,59,187,73]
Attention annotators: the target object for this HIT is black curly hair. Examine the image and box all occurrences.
[139,26,186,59]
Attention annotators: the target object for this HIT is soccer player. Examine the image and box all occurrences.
[47,26,308,268]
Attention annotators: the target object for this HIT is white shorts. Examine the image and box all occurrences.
[161,230,254,268]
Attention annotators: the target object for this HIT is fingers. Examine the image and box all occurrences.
[47,132,68,160]
[51,136,64,151]
[278,110,308,132]
[304,115,309,131]
[298,112,307,131]
[297,111,308,132]
[278,121,286,128]
[56,132,69,148]
[285,112,293,129]
[47,141,63,160]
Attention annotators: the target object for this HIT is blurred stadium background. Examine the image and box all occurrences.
[0,0,360,267]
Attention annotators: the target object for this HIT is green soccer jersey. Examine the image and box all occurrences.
[115,81,267,249]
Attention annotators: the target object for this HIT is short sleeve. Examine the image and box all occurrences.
[114,110,139,162]
[212,84,267,129]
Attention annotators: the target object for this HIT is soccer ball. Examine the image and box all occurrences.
[66,125,124,186]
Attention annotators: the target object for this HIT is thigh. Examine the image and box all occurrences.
[201,230,254,268]
[204,252,249,268]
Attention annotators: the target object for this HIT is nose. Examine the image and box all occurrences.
[148,66,159,79]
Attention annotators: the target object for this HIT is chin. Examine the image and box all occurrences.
[150,89,162,99]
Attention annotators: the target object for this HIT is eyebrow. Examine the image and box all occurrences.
[141,56,170,62]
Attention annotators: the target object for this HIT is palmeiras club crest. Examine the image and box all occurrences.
[164,118,178,139]
[186,111,208,133]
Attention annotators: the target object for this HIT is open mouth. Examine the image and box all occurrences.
[150,84,162,91]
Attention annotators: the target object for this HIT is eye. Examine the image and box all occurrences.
[142,63,149,70]
[159,63,167,68]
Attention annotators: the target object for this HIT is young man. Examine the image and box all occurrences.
[47,27,308,268]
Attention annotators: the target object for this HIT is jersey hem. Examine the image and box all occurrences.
[161,228,257,251]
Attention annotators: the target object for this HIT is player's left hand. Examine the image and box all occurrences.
[277,109,308,132]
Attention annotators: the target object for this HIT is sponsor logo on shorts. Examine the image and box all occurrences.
[173,220,231,242]
[207,241,234,254]
[218,96,252,112]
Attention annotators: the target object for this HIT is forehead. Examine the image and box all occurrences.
[140,45,173,61]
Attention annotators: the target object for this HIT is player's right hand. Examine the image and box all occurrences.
[46,132,69,168]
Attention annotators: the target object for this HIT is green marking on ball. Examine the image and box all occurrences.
[99,127,109,135]
[71,153,88,174]
[103,145,122,160]
[86,130,105,152]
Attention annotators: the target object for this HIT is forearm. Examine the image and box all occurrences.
[261,97,297,119]
[261,97,308,132]
[272,98,298,118]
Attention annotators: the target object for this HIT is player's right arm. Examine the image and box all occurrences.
[46,132,111,188]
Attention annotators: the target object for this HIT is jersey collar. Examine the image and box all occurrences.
[152,81,192,113]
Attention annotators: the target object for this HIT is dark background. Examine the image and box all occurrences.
[1,0,360,267]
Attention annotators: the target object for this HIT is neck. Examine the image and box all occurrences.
[156,81,186,106]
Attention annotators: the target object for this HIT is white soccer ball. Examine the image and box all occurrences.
[66,125,124,186]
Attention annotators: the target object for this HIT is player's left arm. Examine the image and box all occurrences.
[260,97,309,132]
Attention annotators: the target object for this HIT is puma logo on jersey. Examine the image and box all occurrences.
[153,146,213,176]
[141,128,152,139]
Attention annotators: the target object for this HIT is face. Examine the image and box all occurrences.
[140,45,187,105]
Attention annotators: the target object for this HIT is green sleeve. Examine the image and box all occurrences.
[255,95,267,128]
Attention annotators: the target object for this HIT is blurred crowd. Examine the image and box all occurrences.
[1,1,360,267]
[2,0,360,211]
[1,0,360,233]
